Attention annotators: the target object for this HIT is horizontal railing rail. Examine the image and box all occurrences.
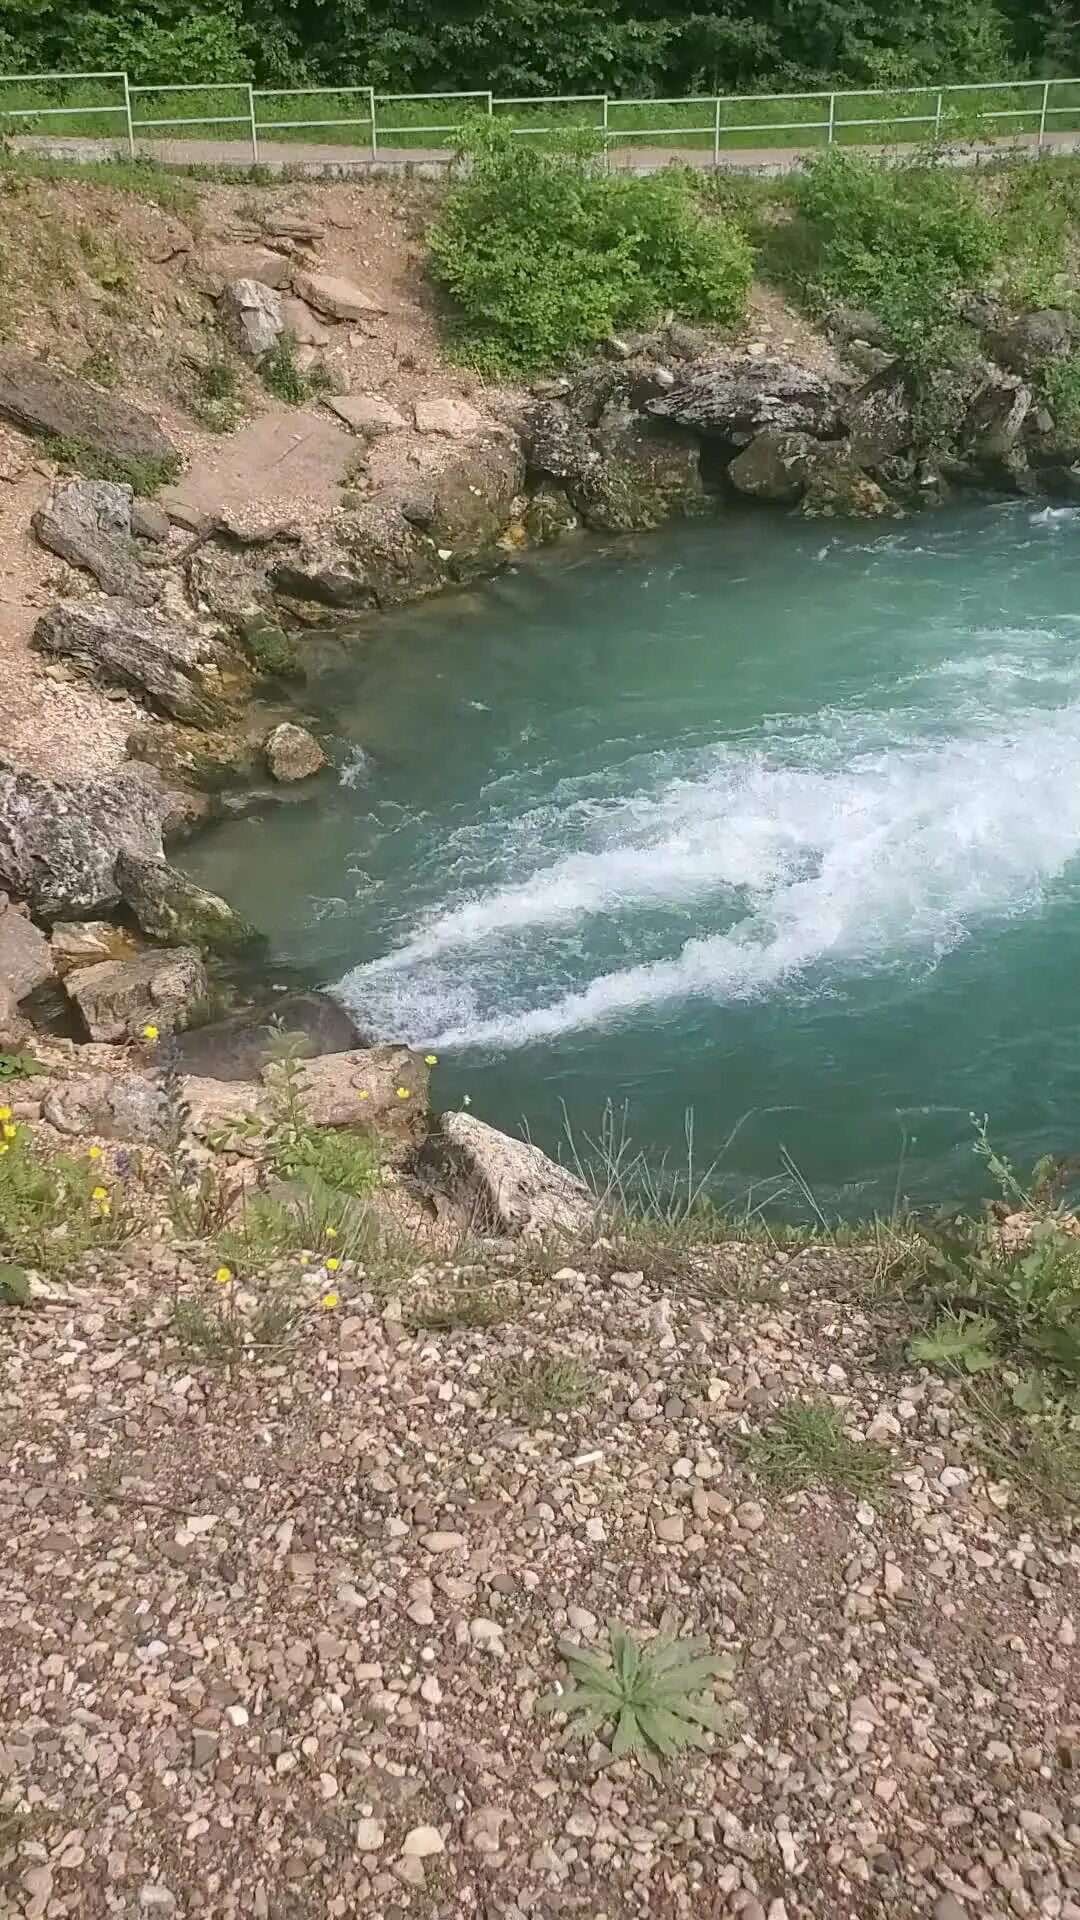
[0,70,1077,168]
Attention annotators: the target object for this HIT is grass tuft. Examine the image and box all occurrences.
[742,1400,891,1497]
[494,1354,592,1419]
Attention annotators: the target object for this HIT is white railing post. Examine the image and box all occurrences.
[603,93,610,173]
[1039,77,1050,149]
[935,87,943,139]
[487,89,494,116]
[369,83,377,155]
[121,71,135,156]
[714,95,721,166]
[248,82,259,162]
[827,90,836,144]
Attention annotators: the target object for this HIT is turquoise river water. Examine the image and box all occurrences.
[184,500,1080,1216]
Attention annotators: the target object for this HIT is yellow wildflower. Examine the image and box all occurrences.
[358,1089,370,1101]
[215,1266,232,1285]
[0,1143,8,1157]
[92,1186,108,1202]
[88,1144,102,1160]
[2,1124,16,1141]
[0,1105,10,1122]
[99,1200,112,1218]
[300,1251,310,1266]
[142,1023,160,1043]
[396,1086,410,1100]
[326,1257,340,1273]
[322,1291,339,1310]
[325,1225,337,1239]
[425,1054,438,1066]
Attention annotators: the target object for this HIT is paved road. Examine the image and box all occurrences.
[14,127,1080,177]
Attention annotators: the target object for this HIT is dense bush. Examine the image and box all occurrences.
[792,149,1000,358]
[0,0,1063,99]
[428,122,752,375]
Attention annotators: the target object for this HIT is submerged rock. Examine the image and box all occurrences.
[32,598,228,729]
[67,946,207,1042]
[423,1111,595,1239]
[264,723,327,782]
[115,850,260,953]
[171,992,364,1082]
[0,758,166,917]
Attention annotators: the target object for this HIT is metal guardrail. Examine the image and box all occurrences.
[0,71,1077,165]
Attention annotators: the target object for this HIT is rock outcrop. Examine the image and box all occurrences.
[32,599,230,728]
[67,946,208,1041]
[647,357,849,440]
[0,898,53,1001]
[32,478,158,604]
[171,993,365,1082]
[0,759,166,917]
[423,1111,595,1239]
[115,850,260,953]
[0,349,178,469]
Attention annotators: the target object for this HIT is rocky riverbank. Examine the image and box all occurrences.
[0,163,1078,1075]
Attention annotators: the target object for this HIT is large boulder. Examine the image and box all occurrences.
[171,992,365,1082]
[727,429,819,503]
[647,357,848,440]
[266,1046,429,1137]
[0,978,30,1045]
[843,364,916,465]
[0,759,165,917]
[423,1111,595,1240]
[0,898,53,1000]
[32,478,157,605]
[0,349,177,469]
[43,1072,166,1142]
[115,850,260,953]
[264,722,326,782]
[800,448,892,518]
[523,401,600,487]
[222,278,284,359]
[577,418,705,533]
[961,375,1032,463]
[67,946,207,1042]
[32,598,229,728]
[991,308,1074,376]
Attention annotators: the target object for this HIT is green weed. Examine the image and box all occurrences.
[237,622,303,681]
[216,1194,306,1271]
[80,346,120,388]
[0,1052,41,1082]
[260,332,336,406]
[189,347,244,432]
[429,117,751,376]
[494,1354,592,1419]
[40,434,180,496]
[76,222,131,292]
[1041,352,1080,433]
[540,1623,733,1778]
[742,1401,891,1496]
[0,1118,130,1271]
[405,1282,509,1332]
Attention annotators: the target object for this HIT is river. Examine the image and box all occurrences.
[183,499,1080,1215]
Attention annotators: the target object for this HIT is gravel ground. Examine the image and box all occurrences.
[2,1240,1078,1920]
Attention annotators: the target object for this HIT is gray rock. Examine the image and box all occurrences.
[647,357,848,439]
[115,850,260,953]
[424,1111,595,1239]
[32,478,157,604]
[170,992,364,1082]
[131,500,171,543]
[524,485,579,544]
[0,758,166,917]
[275,1046,429,1134]
[826,304,896,349]
[43,1072,166,1143]
[0,977,29,1044]
[844,363,916,465]
[279,295,331,346]
[328,394,407,436]
[222,278,284,359]
[264,722,327,782]
[32,598,226,728]
[993,307,1074,375]
[524,401,601,485]
[963,375,1032,461]
[414,398,486,437]
[67,946,208,1042]
[49,920,134,969]
[728,428,818,502]
[0,902,53,999]
[0,348,177,467]
[291,270,384,322]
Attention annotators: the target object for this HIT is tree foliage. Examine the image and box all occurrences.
[428,119,752,373]
[0,0,1076,95]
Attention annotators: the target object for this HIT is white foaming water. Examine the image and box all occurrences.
[337,644,1080,1053]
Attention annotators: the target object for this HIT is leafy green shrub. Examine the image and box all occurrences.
[1041,353,1080,434]
[190,347,244,432]
[792,150,999,362]
[541,1624,732,1777]
[428,119,752,376]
